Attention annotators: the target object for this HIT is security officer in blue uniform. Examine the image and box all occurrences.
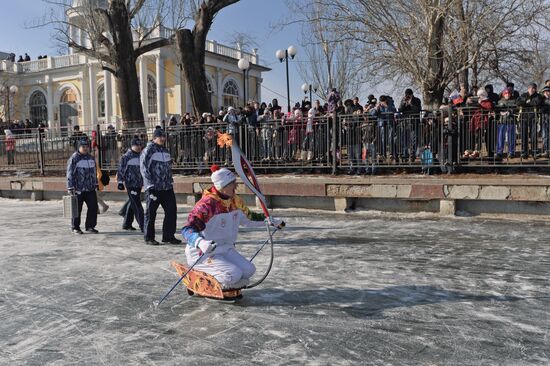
[117,136,145,232]
[66,138,99,234]
[140,128,182,245]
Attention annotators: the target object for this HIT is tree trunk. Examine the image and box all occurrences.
[176,29,212,116]
[455,1,469,93]
[423,4,445,111]
[110,0,145,128]
[115,62,144,128]
[422,84,446,111]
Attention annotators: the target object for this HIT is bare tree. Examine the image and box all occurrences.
[309,0,550,110]
[41,0,173,128]
[174,0,240,116]
[224,31,259,52]
[282,0,363,102]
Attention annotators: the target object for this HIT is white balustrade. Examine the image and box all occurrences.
[5,35,260,75]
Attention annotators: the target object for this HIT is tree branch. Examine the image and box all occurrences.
[135,37,174,57]
[129,0,146,19]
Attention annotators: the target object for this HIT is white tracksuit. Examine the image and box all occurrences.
[185,208,265,288]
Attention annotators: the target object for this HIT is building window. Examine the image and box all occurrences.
[206,79,213,94]
[29,90,47,123]
[98,84,105,117]
[147,74,157,114]
[223,79,239,108]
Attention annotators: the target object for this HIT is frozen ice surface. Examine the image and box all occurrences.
[0,198,549,365]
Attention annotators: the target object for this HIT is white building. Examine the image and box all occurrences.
[0,0,269,131]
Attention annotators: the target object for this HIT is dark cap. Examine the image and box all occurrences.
[542,86,550,93]
[78,138,90,147]
[131,136,143,146]
[153,128,166,138]
[405,88,414,96]
[528,82,537,89]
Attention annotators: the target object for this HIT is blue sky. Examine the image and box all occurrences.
[0,0,383,105]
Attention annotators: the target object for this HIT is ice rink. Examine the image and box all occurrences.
[0,198,549,365]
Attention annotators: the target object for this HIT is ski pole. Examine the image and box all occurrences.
[249,221,284,262]
[154,245,215,308]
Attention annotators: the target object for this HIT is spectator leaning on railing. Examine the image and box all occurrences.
[496,88,517,159]
[398,89,422,161]
[541,86,550,157]
[4,130,16,165]
[518,83,544,158]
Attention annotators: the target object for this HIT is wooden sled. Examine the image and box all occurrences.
[171,261,242,300]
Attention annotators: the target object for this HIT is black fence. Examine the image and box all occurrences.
[1,107,549,175]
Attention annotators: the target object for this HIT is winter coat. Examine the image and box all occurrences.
[223,113,240,134]
[496,98,517,124]
[140,142,173,191]
[470,99,494,132]
[399,96,422,115]
[518,92,544,109]
[182,187,265,255]
[370,104,397,127]
[66,152,97,192]
[117,149,143,188]
[327,91,341,113]
[5,135,15,151]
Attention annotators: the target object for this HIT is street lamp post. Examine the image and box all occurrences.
[238,58,250,106]
[1,84,18,122]
[301,83,319,107]
[276,45,297,113]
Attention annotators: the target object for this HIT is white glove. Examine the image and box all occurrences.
[197,238,215,254]
[266,217,285,229]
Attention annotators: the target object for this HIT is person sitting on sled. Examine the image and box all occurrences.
[181,165,283,289]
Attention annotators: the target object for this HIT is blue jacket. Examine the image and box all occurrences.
[66,152,97,192]
[117,149,143,188]
[370,104,397,127]
[140,142,173,191]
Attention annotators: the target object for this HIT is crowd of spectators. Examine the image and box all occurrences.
[2,79,550,173]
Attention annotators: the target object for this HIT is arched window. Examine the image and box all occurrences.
[60,88,77,104]
[29,90,47,122]
[98,84,105,117]
[223,79,239,108]
[147,74,157,114]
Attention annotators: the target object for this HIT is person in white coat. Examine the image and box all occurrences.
[181,165,282,289]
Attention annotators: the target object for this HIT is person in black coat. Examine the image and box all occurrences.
[518,83,544,158]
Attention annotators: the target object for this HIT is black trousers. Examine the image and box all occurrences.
[72,190,98,230]
[118,199,130,216]
[123,187,144,231]
[144,188,177,241]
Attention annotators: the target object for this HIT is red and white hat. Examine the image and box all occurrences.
[210,164,236,190]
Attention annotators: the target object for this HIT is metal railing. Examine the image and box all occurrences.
[1,107,550,174]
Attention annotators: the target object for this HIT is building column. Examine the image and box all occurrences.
[88,63,97,126]
[69,25,74,55]
[46,76,54,129]
[76,28,82,48]
[155,54,165,122]
[175,63,182,115]
[110,72,117,122]
[80,70,89,129]
[139,56,148,120]
[103,70,112,125]
[256,77,262,103]
[216,67,223,111]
